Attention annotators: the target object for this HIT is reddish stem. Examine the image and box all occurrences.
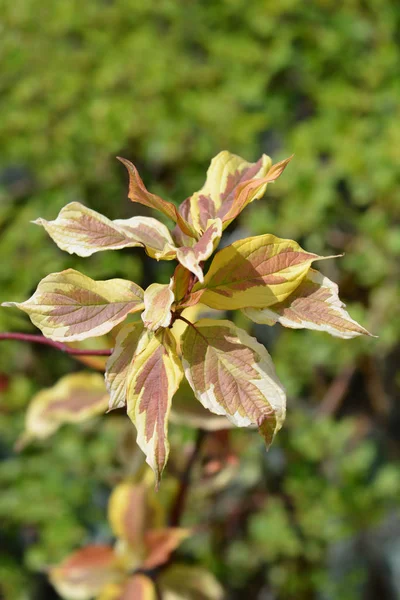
[0,332,112,356]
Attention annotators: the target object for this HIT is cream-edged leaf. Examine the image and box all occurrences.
[16,373,108,449]
[2,269,144,342]
[141,279,175,331]
[244,268,372,339]
[98,575,157,600]
[126,329,183,486]
[176,219,222,282]
[105,322,145,411]
[191,234,329,310]
[49,545,119,600]
[181,319,286,445]
[33,202,177,260]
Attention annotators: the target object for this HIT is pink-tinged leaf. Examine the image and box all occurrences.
[108,481,154,548]
[176,219,222,282]
[142,528,190,569]
[244,268,373,339]
[105,323,145,411]
[170,379,233,431]
[49,545,120,600]
[117,157,197,239]
[98,575,157,600]
[159,564,224,600]
[16,373,108,449]
[172,264,192,303]
[126,329,183,485]
[221,155,293,227]
[191,234,329,310]
[142,279,175,331]
[174,151,272,243]
[33,202,177,260]
[181,319,286,446]
[2,269,144,342]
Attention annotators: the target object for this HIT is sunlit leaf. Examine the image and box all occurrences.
[126,329,183,485]
[2,269,144,342]
[159,564,224,600]
[175,151,272,240]
[106,322,145,411]
[33,202,177,260]
[142,528,190,569]
[49,545,119,600]
[142,280,174,331]
[98,575,156,600]
[244,268,372,338]
[181,319,286,445]
[176,219,222,282]
[17,373,108,448]
[190,235,329,310]
[118,157,196,239]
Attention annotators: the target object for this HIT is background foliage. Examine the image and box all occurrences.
[0,0,399,598]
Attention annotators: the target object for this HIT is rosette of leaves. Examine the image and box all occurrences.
[2,151,371,486]
[49,477,223,600]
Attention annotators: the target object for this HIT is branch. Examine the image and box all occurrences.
[0,332,112,356]
[169,428,206,527]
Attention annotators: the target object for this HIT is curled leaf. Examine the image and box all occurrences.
[49,545,119,600]
[142,280,175,331]
[3,269,144,342]
[192,234,329,310]
[17,372,108,448]
[181,319,286,445]
[34,202,177,260]
[176,219,222,282]
[244,268,372,338]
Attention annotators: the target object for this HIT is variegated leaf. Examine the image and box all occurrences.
[2,269,144,342]
[118,157,196,239]
[181,319,286,445]
[172,264,192,304]
[175,151,272,242]
[244,268,372,338]
[176,219,222,282]
[190,235,328,310]
[126,329,183,485]
[33,202,177,260]
[108,481,150,548]
[98,575,156,600]
[142,528,190,569]
[17,373,108,448]
[142,279,174,331]
[159,565,224,600]
[221,156,293,227]
[49,545,120,600]
[105,322,145,411]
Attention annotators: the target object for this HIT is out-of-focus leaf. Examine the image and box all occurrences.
[142,528,190,569]
[181,319,286,445]
[49,545,119,600]
[3,269,144,342]
[98,575,156,600]
[159,564,224,600]
[17,372,108,448]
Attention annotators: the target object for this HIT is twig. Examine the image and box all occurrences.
[316,366,356,417]
[169,429,206,527]
[0,332,112,356]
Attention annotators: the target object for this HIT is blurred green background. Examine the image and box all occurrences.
[0,0,399,598]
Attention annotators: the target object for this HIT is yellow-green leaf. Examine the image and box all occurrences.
[105,322,145,411]
[192,234,328,310]
[181,319,286,445]
[98,575,156,600]
[33,202,177,260]
[176,219,222,282]
[118,157,196,239]
[159,564,224,600]
[142,280,175,331]
[126,329,183,485]
[244,268,372,339]
[49,545,119,600]
[3,269,144,342]
[108,481,148,549]
[17,373,108,448]
[175,151,272,239]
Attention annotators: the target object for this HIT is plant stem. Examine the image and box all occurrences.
[169,429,206,527]
[0,332,112,356]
